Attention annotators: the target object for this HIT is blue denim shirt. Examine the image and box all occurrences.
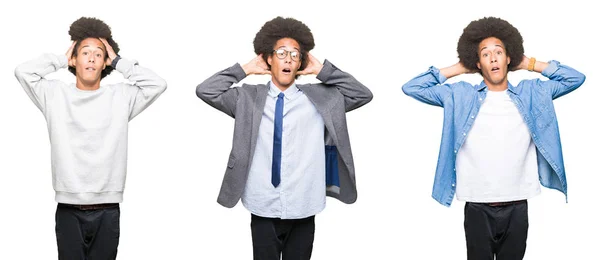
[402,61,586,206]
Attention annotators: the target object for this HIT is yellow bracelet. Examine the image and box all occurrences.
[527,57,536,71]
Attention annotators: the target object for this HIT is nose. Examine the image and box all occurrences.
[284,53,292,63]
[89,55,95,63]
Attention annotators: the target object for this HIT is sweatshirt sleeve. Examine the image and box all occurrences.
[114,58,168,120]
[14,53,68,114]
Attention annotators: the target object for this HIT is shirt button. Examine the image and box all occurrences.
[453,168,456,171]
[479,98,483,101]
[471,116,474,119]
[454,150,457,153]
[463,132,466,136]
[451,183,456,187]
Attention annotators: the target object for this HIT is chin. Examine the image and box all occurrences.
[82,76,101,84]
[86,76,101,82]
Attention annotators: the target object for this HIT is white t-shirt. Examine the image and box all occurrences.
[456,90,541,202]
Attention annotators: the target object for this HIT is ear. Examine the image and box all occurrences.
[267,55,272,66]
[477,62,481,70]
[507,56,511,65]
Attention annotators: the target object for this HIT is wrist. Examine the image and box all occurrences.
[111,55,121,68]
[315,64,323,75]
[454,63,468,74]
[527,57,536,71]
[242,63,251,75]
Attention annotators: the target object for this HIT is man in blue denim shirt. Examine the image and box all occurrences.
[402,17,585,260]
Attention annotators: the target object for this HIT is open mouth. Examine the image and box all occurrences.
[85,67,96,71]
[491,67,500,72]
[282,68,291,74]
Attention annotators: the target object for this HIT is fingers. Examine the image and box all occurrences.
[517,55,529,70]
[296,69,309,75]
[66,41,75,57]
[99,38,117,60]
[243,55,272,75]
[99,38,110,53]
[66,41,76,67]
[99,38,109,48]
[296,52,322,76]
[256,54,269,67]
[306,52,320,63]
[253,55,271,74]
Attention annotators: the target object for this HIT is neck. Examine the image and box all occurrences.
[483,79,508,92]
[271,78,294,92]
[76,78,101,91]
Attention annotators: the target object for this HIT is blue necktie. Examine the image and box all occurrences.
[272,92,284,187]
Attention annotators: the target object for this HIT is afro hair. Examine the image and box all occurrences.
[253,17,315,72]
[68,17,120,79]
[457,17,524,73]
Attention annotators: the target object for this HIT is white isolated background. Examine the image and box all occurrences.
[0,0,598,259]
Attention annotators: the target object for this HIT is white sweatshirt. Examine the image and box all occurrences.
[15,54,167,205]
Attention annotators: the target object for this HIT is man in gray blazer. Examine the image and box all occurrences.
[196,17,372,260]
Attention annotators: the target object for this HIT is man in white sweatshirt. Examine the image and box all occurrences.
[14,17,167,260]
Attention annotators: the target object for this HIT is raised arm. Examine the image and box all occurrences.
[118,58,168,120]
[401,62,472,107]
[99,38,168,120]
[14,42,75,113]
[300,53,373,112]
[196,55,270,117]
[516,55,585,99]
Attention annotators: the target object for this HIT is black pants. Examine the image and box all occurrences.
[250,214,315,260]
[55,203,120,260]
[464,200,528,260]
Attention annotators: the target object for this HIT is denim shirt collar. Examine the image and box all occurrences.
[476,80,519,95]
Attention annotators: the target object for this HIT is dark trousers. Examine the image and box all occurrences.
[464,200,528,260]
[250,214,316,260]
[55,203,120,260]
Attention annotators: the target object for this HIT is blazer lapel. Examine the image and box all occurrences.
[298,84,339,145]
[249,85,269,162]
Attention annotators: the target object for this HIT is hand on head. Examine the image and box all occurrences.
[66,41,76,67]
[517,55,529,71]
[243,54,271,76]
[296,52,323,76]
[99,38,118,66]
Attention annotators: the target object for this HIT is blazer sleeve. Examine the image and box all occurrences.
[196,63,246,118]
[316,60,373,112]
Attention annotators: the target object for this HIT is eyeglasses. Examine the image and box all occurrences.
[272,48,301,61]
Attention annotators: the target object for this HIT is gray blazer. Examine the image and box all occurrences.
[196,60,373,208]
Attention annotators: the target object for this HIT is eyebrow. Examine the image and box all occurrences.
[80,45,105,52]
[480,44,504,52]
[276,46,300,51]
